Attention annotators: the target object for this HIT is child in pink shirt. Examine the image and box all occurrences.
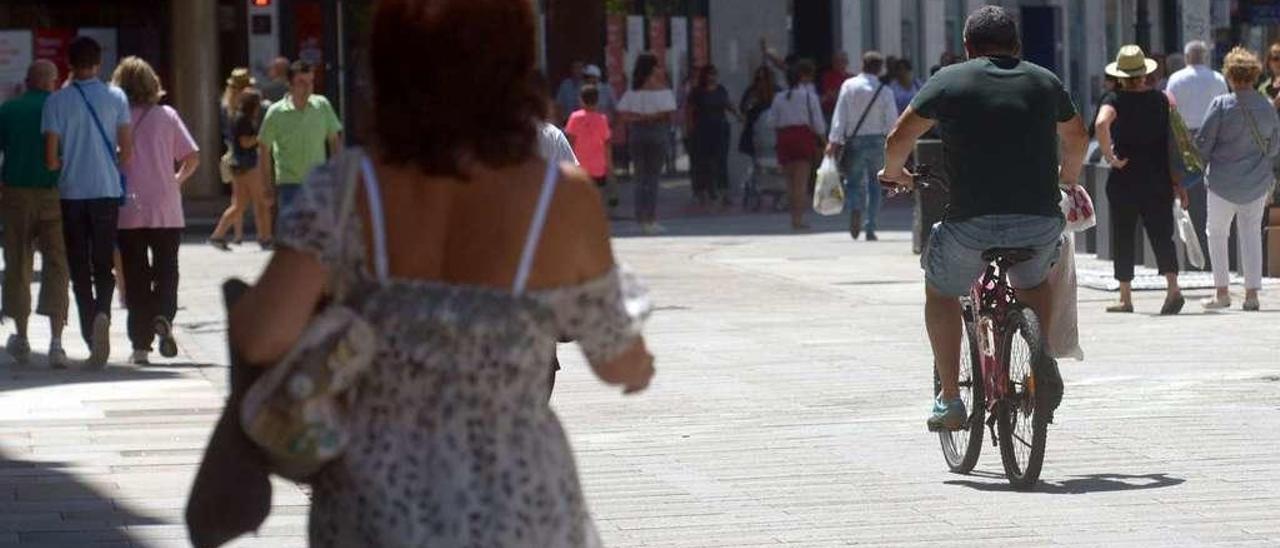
[564,85,616,207]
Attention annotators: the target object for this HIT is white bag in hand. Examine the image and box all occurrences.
[1059,186,1096,233]
[812,156,844,216]
[1174,200,1204,269]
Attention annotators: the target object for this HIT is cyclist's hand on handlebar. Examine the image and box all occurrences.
[877,166,915,191]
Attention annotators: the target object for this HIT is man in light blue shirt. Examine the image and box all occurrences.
[40,36,132,368]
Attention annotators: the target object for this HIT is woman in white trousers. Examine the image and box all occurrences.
[1195,47,1279,311]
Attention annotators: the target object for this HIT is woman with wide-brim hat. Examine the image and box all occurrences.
[1094,45,1188,315]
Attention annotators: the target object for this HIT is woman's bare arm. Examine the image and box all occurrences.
[229,248,328,365]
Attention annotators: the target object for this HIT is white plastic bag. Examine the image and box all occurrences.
[1047,232,1083,360]
[812,156,844,216]
[1059,185,1096,233]
[1174,200,1204,269]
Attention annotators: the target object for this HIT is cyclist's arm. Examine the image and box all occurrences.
[1056,114,1088,187]
[881,107,935,186]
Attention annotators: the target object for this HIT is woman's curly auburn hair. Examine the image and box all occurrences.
[371,0,546,176]
[1223,46,1262,86]
[112,56,166,106]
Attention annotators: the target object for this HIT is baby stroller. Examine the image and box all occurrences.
[741,106,788,212]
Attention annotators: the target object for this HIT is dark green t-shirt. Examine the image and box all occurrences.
[0,90,60,188]
[910,56,1077,221]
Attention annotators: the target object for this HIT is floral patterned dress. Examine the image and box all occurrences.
[277,151,649,547]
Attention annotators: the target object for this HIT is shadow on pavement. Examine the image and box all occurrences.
[946,472,1186,494]
[0,358,181,393]
[0,448,165,546]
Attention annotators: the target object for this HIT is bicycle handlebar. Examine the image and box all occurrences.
[881,164,950,198]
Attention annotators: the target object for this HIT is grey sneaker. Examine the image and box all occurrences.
[926,397,967,432]
[48,346,69,370]
[6,335,31,365]
[85,313,110,369]
[129,350,150,366]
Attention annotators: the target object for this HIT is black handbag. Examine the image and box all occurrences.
[185,279,273,548]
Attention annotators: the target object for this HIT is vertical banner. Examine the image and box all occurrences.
[626,15,644,85]
[670,16,688,89]
[76,28,118,82]
[606,14,626,97]
[691,17,710,70]
[0,31,33,102]
[34,28,75,85]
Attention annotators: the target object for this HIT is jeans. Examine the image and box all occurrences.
[117,228,181,351]
[274,184,302,236]
[1107,181,1179,281]
[2,188,69,327]
[631,124,667,224]
[1207,190,1267,291]
[61,198,120,343]
[841,135,886,231]
[923,214,1065,297]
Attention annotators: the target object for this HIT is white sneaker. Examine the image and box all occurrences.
[48,346,69,370]
[129,350,150,365]
[1202,297,1232,310]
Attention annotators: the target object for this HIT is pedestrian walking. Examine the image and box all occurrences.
[40,36,132,368]
[686,65,739,208]
[820,51,853,119]
[1095,45,1187,315]
[258,57,290,104]
[618,52,676,234]
[219,68,255,193]
[581,64,616,118]
[210,89,272,250]
[1195,47,1278,312]
[739,65,779,162]
[827,51,897,241]
[888,59,923,114]
[770,60,826,231]
[1167,40,1229,266]
[0,60,70,368]
[555,60,585,125]
[228,1,653,544]
[111,57,200,365]
[565,85,616,208]
[258,60,342,217]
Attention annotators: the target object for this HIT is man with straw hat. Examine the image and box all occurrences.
[878,5,1087,430]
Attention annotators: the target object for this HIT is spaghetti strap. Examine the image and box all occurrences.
[358,154,390,283]
[513,161,561,294]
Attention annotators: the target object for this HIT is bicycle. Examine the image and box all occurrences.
[886,165,1054,490]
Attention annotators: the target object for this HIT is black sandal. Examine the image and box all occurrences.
[1159,294,1185,316]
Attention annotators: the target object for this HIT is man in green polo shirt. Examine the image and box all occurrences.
[258,60,342,225]
[0,60,70,368]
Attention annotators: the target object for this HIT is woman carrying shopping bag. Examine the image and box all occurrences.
[1195,47,1280,311]
[769,60,826,231]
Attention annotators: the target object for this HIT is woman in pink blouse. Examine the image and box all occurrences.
[111,57,200,365]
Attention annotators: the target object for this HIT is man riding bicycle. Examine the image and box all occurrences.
[878,6,1089,430]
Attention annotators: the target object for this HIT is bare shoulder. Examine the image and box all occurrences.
[537,164,614,284]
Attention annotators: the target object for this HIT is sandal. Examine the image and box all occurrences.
[1159,294,1186,316]
[1105,303,1133,313]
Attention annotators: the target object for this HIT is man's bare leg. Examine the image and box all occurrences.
[925,285,962,400]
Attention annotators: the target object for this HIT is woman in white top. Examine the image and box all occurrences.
[617,52,677,234]
[769,59,827,230]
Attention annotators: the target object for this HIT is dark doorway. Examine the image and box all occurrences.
[792,0,835,69]
[1021,6,1058,73]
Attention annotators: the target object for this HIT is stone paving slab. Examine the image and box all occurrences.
[0,204,1278,546]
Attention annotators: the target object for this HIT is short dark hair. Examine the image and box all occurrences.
[287,60,314,82]
[964,6,1020,55]
[371,0,544,176]
[862,51,884,75]
[787,59,815,89]
[580,84,599,106]
[68,37,102,71]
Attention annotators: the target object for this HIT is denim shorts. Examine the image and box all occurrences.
[922,214,1066,297]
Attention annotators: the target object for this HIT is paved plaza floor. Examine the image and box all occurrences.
[0,200,1278,546]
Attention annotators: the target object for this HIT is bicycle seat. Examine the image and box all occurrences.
[982,247,1036,265]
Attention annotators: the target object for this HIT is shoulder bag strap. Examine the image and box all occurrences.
[71,83,127,201]
[846,81,886,143]
[1240,101,1270,156]
[513,161,561,295]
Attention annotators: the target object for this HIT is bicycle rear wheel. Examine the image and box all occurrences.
[936,316,984,473]
[996,306,1049,490]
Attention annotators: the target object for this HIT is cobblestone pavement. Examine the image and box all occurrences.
[1,199,1278,546]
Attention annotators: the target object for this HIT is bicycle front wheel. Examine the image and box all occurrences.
[996,306,1049,490]
[937,317,984,473]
